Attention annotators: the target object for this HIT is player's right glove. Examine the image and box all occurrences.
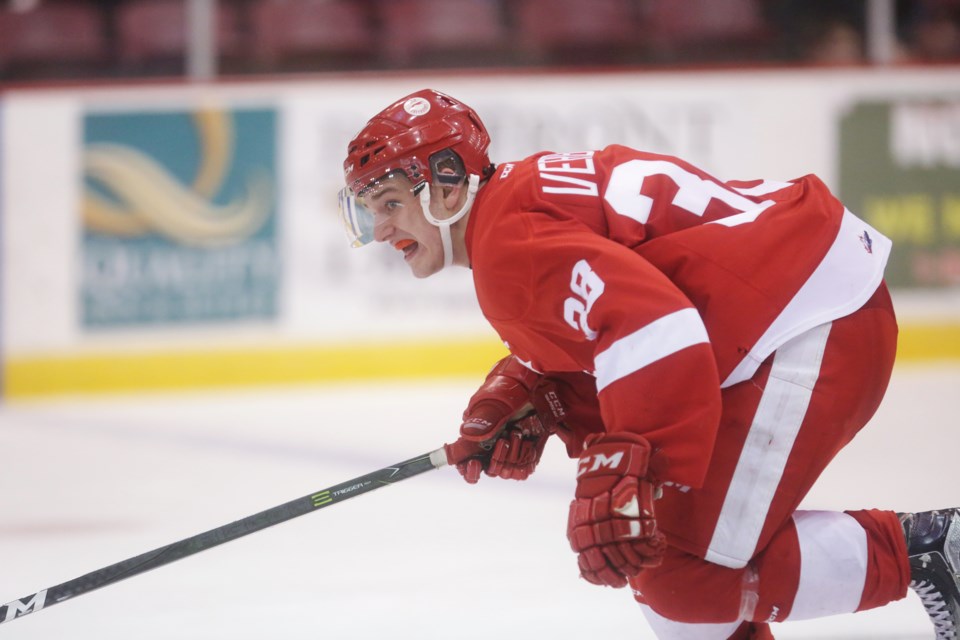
[443,355,566,484]
[567,432,666,588]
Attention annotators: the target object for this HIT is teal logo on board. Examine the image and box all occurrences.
[80,107,279,326]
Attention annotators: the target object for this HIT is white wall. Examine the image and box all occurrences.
[2,67,958,360]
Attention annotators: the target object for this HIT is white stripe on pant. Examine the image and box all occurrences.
[706,322,832,569]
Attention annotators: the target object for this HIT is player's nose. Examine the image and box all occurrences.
[373,215,393,243]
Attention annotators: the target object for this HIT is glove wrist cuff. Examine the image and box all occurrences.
[491,355,543,391]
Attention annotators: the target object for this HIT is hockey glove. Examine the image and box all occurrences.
[567,432,666,588]
[443,355,564,483]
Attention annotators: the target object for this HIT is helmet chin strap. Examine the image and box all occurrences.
[419,174,480,268]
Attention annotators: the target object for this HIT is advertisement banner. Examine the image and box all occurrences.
[840,98,960,288]
[80,106,280,327]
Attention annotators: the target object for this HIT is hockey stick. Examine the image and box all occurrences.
[0,447,448,625]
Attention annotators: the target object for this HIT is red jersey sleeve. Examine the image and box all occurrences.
[472,210,721,488]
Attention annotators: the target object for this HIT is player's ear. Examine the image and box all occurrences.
[441,180,467,210]
[435,168,466,210]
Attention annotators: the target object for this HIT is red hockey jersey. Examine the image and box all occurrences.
[465,145,890,488]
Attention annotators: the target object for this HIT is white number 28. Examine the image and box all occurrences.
[563,259,605,340]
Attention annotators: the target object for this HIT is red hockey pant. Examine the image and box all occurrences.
[631,284,909,638]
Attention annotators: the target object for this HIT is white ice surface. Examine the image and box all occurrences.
[0,363,958,639]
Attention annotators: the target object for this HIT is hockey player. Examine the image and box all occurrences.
[338,89,960,639]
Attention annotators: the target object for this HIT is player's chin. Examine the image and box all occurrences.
[408,254,442,279]
[410,264,440,279]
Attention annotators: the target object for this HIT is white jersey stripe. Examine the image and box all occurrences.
[787,511,867,620]
[594,308,709,392]
[705,322,832,569]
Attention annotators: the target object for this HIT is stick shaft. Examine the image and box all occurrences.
[0,448,447,624]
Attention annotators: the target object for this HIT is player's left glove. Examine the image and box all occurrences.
[443,355,565,483]
[567,432,666,588]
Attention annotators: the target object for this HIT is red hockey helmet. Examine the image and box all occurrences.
[342,89,493,198]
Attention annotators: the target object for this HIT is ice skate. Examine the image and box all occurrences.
[900,509,960,639]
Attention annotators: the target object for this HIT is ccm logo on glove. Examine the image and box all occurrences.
[577,451,626,476]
